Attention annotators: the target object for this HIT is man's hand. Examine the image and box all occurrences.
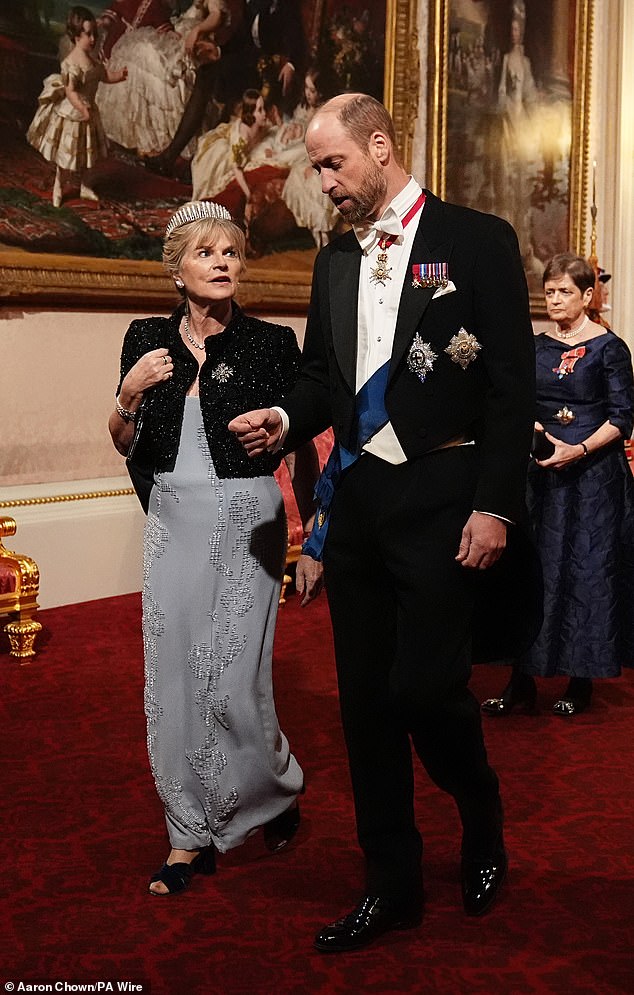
[228,408,283,456]
[455,512,507,570]
[295,554,324,606]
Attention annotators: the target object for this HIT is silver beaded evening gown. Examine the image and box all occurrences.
[142,397,303,852]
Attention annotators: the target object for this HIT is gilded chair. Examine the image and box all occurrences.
[0,516,41,660]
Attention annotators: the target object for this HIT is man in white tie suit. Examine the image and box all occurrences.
[229,93,541,952]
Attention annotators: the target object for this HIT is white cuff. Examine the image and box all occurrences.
[271,406,289,452]
[473,509,514,525]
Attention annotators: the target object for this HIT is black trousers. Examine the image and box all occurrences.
[323,448,502,905]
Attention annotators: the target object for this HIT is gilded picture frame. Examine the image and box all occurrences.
[0,0,419,313]
[426,0,592,313]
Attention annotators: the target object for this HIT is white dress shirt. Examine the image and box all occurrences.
[273,177,423,459]
[353,176,424,463]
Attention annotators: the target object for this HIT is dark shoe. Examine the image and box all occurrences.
[148,845,216,896]
[314,895,423,953]
[481,674,537,716]
[263,801,300,853]
[552,696,589,716]
[461,845,507,916]
[553,677,592,716]
[144,153,174,177]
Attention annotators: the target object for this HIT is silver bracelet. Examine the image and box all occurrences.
[116,398,138,423]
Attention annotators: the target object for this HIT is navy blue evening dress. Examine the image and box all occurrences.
[522,331,634,678]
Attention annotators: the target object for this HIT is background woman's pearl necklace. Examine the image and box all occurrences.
[555,314,589,340]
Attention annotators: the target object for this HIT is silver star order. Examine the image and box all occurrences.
[407,333,438,383]
[211,362,234,383]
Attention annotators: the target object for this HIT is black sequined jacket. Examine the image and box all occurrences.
[117,303,300,478]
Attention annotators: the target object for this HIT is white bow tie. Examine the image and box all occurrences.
[354,214,403,253]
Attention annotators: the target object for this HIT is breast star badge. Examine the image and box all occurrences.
[445,328,482,369]
[407,334,438,383]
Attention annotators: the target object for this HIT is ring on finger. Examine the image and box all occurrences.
[163,355,168,365]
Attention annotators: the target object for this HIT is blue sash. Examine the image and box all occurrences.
[302,361,390,561]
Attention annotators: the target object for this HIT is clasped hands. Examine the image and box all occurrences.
[228,407,283,455]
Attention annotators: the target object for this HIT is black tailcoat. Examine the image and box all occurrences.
[286,190,542,662]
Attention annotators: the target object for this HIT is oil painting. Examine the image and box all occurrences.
[0,0,415,309]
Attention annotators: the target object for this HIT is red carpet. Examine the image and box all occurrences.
[1,593,633,995]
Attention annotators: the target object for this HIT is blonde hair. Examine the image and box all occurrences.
[162,216,246,287]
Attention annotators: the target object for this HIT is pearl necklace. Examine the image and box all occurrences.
[183,314,206,350]
[555,314,589,340]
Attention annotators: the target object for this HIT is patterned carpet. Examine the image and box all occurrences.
[0,124,317,263]
[0,125,190,259]
[0,592,632,995]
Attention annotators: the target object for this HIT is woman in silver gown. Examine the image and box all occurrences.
[109,200,322,895]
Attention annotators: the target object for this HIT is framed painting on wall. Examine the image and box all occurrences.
[0,0,419,312]
[426,0,592,311]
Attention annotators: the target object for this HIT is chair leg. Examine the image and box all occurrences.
[4,618,42,660]
[279,573,292,605]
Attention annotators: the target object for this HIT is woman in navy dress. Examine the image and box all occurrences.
[482,253,634,716]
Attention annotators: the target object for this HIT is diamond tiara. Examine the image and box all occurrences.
[165,200,232,238]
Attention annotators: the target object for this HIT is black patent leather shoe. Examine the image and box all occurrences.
[553,677,592,716]
[314,895,423,952]
[481,675,537,716]
[461,846,508,916]
[552,696,589,716]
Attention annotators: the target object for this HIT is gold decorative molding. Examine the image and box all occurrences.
[569,0,594,257]
[0,488,134,509]
[0,253,314,314]
[386,0,420,170]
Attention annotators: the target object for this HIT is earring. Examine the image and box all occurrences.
[175,278,184,289]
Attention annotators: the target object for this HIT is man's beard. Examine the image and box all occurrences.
[335,156,387,224]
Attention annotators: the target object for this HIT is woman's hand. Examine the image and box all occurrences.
[118,348,174,407]
[535,432,585,470]
[295,555,324,606]
[109,348,173,456]
[184,26,202,55]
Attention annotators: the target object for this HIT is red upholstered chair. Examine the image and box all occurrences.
[0,516,41,660]
[274,429,334,602]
